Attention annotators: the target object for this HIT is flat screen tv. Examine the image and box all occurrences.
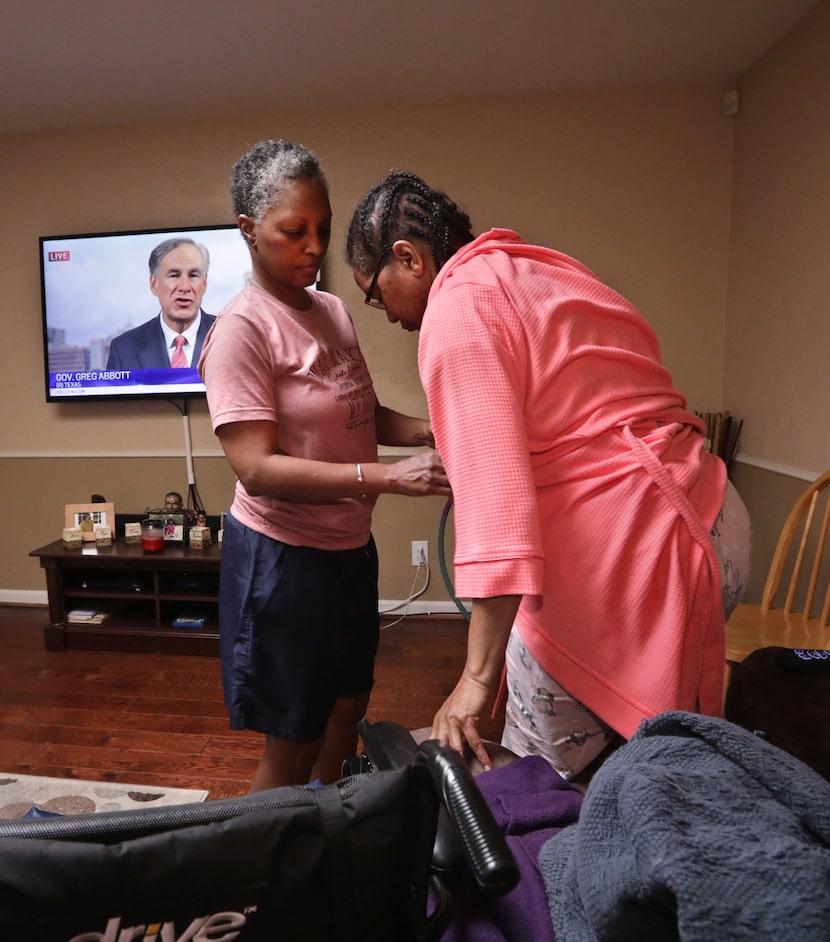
[40,224,267,403]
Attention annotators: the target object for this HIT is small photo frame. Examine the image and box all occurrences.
[149,512,185,543]
[65,502,116,543]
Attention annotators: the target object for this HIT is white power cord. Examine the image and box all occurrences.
[379,559,430,629]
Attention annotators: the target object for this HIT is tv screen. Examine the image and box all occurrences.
[40,224,259,403]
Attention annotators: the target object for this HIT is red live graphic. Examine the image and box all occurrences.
[48,250,71,262]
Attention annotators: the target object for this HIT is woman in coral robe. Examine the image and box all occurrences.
[346,170,750,780]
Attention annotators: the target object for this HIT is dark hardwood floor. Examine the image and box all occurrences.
[0,605,500,800]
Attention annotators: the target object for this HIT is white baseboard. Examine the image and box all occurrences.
[0,589,467,616]
[0,590,47,606]
[378,599,469,616]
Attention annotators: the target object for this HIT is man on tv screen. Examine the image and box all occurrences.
[106,237,216,371]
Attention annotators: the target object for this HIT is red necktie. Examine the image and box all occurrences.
[171,335,187,368]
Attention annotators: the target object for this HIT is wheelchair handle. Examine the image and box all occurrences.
[415,739,519,894]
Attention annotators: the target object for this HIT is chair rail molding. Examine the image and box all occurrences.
[735,454,819,484]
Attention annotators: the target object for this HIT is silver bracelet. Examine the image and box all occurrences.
[356,463,367,498]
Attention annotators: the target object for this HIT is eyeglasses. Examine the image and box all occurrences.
[363,251,388,310]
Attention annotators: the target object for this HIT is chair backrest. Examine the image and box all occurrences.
[761,469,830,626]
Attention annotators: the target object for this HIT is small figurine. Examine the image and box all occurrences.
[189,509,211,548]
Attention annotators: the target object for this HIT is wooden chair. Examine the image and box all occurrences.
[726,469,830,664]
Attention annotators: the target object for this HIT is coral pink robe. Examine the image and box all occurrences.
[419,230,726,737]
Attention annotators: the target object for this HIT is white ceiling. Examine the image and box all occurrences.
[0,0,821,135]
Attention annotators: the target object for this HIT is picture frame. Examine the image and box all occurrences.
[64,502,116,543]
[148,511,186,543]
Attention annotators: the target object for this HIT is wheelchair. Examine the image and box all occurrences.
[0,722,518,941]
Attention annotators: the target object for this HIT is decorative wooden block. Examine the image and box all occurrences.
[62,527,82,549]
[189,526,212,548]
[124,522,142,544]
[94,524,113,547]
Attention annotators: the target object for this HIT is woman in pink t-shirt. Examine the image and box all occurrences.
[200,144,451,791]
[346,171,750,781]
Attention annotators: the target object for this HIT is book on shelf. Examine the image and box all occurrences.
[172,614,207,628]
[694,410,743,473]
[67,608,112,625]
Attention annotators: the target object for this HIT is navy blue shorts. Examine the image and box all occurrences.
[219,512,380,741]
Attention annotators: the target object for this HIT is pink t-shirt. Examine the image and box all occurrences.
[199,284,379,550]
[419,230,727,736]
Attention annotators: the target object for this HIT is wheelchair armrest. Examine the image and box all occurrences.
[357,719,519,891]
[415,738,519,895]
[358,719,468,873]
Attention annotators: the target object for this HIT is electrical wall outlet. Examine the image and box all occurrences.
[411,540,429,567]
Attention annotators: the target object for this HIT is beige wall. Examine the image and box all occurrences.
[8,0,830,607]
[6,0,829,606]
[718,0,830,600]
[1,83,738,603]
[725,0,830,477]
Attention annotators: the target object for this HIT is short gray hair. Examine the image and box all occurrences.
[148,238,210,276]
[230,139,327,223]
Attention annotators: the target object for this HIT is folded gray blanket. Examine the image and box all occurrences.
[539,711,830,941]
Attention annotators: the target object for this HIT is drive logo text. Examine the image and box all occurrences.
[67,909,248,942]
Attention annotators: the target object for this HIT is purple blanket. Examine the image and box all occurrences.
[437,755,583,942]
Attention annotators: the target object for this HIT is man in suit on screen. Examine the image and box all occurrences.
[106,237,216,370]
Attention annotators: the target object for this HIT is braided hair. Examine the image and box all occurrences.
[346,171,474,275]
[230,139,327,223]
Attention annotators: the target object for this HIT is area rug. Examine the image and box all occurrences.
[0,772,208,819]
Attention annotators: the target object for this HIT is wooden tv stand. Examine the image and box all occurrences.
[30,539,222,655]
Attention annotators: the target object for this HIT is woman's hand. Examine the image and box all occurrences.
[429,595,522,771]
[388,448,451,497]
[430,671,495,771]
